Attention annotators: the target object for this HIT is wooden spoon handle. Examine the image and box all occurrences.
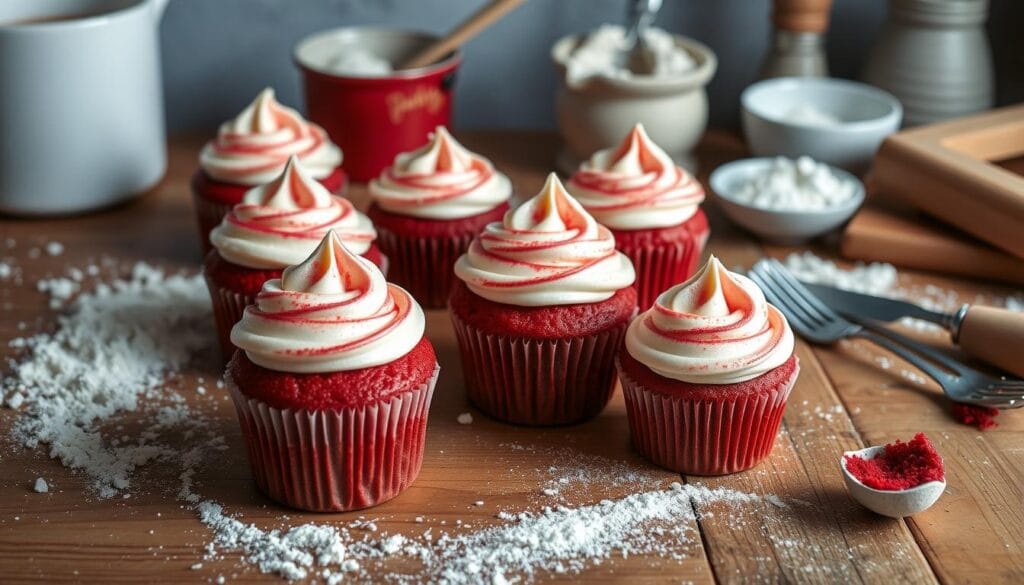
[957,305,1024,378]
[401,0,527,70]
[772,0,833,33]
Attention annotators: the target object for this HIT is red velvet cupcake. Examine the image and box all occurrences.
[568,123,709,309]
[451,174,637,425]
[192,87,346,253]
[203,156,380,358]
[227,231,437,512]
[618,256,799,475]
[368,126,511,309]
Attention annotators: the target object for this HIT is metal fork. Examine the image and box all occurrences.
[749,258,1024,409]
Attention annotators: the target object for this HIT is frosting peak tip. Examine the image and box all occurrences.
[281,231,374,295]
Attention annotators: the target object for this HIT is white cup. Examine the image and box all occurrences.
[0,0,168,216]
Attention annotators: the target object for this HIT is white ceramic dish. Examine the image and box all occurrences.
[841,446,946,518]
[741,77,902,173]
[708,157,865,244]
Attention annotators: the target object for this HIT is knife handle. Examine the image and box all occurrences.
[955,306,1024,378]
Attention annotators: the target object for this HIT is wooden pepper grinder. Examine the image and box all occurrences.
[760,0,833,79]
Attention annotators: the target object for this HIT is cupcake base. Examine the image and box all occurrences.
[450,283,637,426]
[618,351,799,475]
[227,365,438,512]
[367,202,508,310]
[611,209,710,309]
[191,167,347,255]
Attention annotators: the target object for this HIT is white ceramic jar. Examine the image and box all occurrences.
[0,0,169,215]
[551,33,717,172]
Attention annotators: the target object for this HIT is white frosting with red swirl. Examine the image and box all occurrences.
[369,126,511,219]
[453,173,635,307]
[231,231,425,373]
[625,256,794,384]
[199,88,342,186]
[209,156,376,269]
[568,124,704,230]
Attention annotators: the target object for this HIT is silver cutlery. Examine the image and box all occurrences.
[749,258,1024,409]
[803,282,1024,378]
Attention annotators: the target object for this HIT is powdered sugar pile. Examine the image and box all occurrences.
[734,157,859,211]
[197,481,784,584]
[4,262,218,497]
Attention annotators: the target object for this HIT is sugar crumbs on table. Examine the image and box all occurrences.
[33,478,49,493]
[951,402,999,431]
[457,412,473,425]
[844,433,944,491]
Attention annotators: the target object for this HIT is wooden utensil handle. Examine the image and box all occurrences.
[957,306,1024,378]
[773,0,833,33]
[401,0,526,70]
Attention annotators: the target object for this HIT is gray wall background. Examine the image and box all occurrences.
[162,0,1024,132]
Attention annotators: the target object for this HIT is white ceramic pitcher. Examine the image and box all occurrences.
[0,0,169,216]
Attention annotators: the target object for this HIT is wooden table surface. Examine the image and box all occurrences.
[0,132,1021,584]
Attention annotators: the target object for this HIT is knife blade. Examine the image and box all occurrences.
[800,282,954,330]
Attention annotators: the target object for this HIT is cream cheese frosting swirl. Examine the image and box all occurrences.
[209,156,376,269]
[454,173,635,307]
[231,231,425,373]
[568,123,704,230]
[369,126,511,219]
[199,88,343,186]
[625,256,794,384]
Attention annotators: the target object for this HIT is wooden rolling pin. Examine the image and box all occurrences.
[956,307,1024,379]
[402,0,526,70]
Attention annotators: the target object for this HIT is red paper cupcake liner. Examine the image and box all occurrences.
[374,224,474,310]
[618,359,799,475]
[618,228,710,310]
[192,192,234,256]
[450,312,628,426]
[203,274,254,360]
[227,365,438,512]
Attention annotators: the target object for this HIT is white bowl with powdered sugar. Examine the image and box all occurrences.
[741,77,902,174]
[709,156,865,244]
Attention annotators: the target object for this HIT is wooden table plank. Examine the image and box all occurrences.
[0,131,1021,584]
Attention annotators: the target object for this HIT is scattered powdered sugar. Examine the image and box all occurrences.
[33,477,49,493]
[5,262,218,497]
[734,157,859,211]
[45,241,64,257]
[197,481,783,584]
[456,412,473,425]
[784,251,898,296]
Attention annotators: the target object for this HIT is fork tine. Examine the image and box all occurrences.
[763,259,842,324]
[979,384,1024,397]
[751,263,826,329]
[756,262,833,329]
[750,268,825,338]
[965,394,1024,409]
[749,267,821,340]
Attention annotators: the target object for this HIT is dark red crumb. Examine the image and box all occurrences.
[951,402,999,431]
[844,432,944,491]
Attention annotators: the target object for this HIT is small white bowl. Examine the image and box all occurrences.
[708,157,865,244]
[741,77,902,173]
[841,446,946,518]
